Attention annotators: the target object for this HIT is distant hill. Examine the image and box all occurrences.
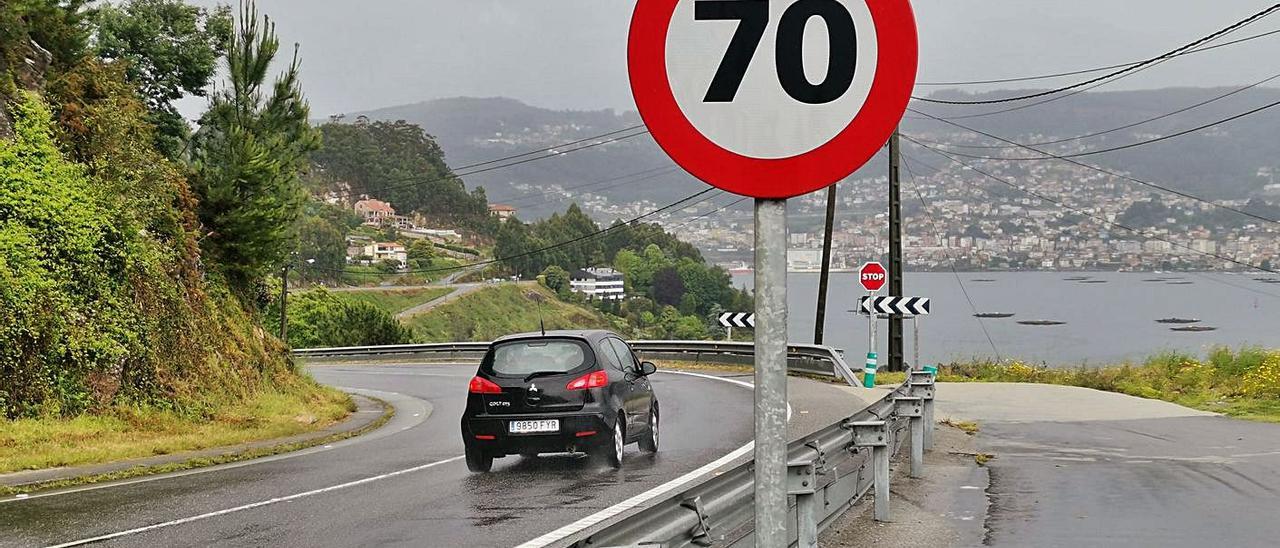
[354,89,1280,218]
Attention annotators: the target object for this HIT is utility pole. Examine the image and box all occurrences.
[814,183,838,345]
[279,263,289,343]
[888,128,905,372]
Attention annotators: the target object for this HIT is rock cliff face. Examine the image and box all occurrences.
[0,39,52,139]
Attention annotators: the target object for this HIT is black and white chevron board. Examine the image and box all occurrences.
[859,296,931,316]
[718,312,755,329]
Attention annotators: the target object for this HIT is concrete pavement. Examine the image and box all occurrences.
[825,382,1280,548]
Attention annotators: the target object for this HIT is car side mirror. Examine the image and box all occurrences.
[639,361,657,376]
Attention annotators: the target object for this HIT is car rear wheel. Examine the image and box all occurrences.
[465,446,493,473]
[639,405,659,454]
[595,418,624,468]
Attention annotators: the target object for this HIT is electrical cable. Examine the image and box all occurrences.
[905,108,1280,226]
[320,128,652,202]
[450,125,647,171]
[915,28,1280,87]
[914,70,1280,150]
[901,149,1280,300]
[911,4,1280,105]
[910,98,1280,162]
[902,136,1280,277]
[900,155,1004,361]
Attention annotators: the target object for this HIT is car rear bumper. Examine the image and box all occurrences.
[463,411,612,455]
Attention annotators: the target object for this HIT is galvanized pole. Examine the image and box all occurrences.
[873,443,891,521]
[753,198,789,547]
[888,129,905,372]
[279,263,289,343]
[814,183,838,344]
[912,315,919,370]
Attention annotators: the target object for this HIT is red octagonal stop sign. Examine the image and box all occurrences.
[860,261,886,292]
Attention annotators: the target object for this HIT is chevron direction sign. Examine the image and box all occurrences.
[718,312,755,329]
[859,296,931,316]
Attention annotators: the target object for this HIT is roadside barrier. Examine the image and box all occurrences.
[567,370,937,547]
[294,340,864,388]
[292,341,938,545]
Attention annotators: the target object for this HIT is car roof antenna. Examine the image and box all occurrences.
[527,290,547,336]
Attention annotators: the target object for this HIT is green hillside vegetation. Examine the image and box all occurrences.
[330,287,453,315]
[406,285,613,342]
[1,1,350,473]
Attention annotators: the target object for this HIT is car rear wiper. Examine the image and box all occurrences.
[523,371,565,382]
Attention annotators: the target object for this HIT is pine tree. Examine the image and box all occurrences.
[189,1,319,290]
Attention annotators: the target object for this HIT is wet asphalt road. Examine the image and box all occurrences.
[980,415,1280,547]
[0,364,754,548]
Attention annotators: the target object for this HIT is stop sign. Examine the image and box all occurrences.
[859,262,886,292]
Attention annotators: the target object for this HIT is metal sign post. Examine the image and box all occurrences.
[627,1,916,542]
[753,199,788,545]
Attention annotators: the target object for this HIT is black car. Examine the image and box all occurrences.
[460,330,659,472]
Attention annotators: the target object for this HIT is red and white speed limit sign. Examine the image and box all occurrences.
[629,0,917,199]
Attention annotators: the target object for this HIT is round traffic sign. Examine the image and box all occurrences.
[629,0,917,199]
[859,261,886,292]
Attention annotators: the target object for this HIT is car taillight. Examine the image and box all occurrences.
[567,370,608,391]
[469,376,502,394]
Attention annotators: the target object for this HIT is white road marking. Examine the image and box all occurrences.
[37,366,776,547]
[516,369,786,548]
[1,387,430,504]
[46,456,466,548]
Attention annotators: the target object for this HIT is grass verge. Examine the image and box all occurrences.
[406,284,610,342]
[1,379,356,478]
[332,287,453,315]
[877,347,1280,423]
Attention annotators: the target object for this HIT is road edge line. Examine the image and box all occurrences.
[514,369,778,548]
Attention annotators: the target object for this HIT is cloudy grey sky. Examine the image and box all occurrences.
[179,1,1280,118]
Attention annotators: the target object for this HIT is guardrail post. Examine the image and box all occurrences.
[788,459,819,548]
[895,396,925,479]
[909,371,936,450]
[847,420,890,521]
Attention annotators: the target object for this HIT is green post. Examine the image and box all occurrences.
[923,364,937,376]
[863,352,878,388]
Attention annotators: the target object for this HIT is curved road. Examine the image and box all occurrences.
[0,364,755,548]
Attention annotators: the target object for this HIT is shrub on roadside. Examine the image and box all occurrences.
[1242,353,1280,398]
[265,289,410,348]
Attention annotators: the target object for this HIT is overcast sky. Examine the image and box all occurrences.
[178,1,1280,118]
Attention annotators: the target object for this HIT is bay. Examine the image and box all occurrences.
[730,271,1280,366]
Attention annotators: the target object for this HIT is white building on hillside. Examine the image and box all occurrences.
[569,267,626,301]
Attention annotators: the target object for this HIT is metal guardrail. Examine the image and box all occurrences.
[568,371,938,547]
[293,340,862,386]
[294,340,935,546]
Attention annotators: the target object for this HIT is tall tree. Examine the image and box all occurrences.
[94,0,232,157]
[189,1,319,290]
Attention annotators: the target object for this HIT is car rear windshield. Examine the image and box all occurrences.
[488,339,590,377]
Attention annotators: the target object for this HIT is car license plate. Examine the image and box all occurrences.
[509,419,559,434]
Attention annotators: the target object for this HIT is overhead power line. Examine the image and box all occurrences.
[914,28,1280,87]
[905,108,1280,226]
[498,165,679,209]
[908,98,1280,166]
[916,70,1280,150]
[348,129,652,200]
[901,136,1279,276]
[911,4,1280,105]
[899,156,1003,360]
[451,125,647,171]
